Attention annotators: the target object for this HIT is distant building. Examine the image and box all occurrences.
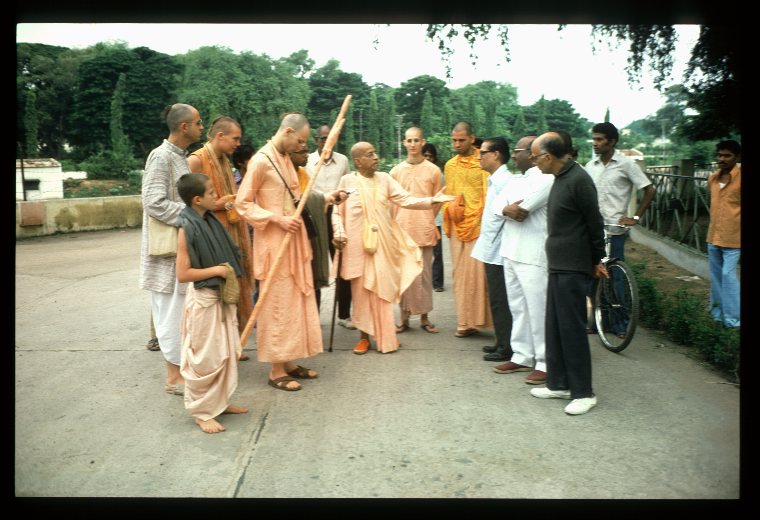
[15,159,87,201]
[16,158,64,201]
[619,148,646,169]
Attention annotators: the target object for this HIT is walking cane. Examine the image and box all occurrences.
[328,249,343,353]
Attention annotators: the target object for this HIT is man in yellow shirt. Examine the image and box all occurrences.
[441,122,493,337]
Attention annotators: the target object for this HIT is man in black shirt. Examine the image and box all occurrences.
[528,132,607,416]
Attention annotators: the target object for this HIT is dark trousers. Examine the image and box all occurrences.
[485,262,513,355]
[325,205,352,319]
[546,272,594,398]
[432,226,444,289]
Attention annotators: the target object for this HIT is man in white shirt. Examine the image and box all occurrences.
[471,137,514,362]
[585,122,654,335]
[306,124,355,329]
[491,135,554,385]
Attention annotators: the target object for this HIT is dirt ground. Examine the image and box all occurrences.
[625,240,711,302]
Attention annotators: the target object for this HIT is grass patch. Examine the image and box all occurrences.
[630,261,740,383]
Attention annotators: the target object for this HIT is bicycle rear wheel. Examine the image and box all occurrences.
[594,260,639,352]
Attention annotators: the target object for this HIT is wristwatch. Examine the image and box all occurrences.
[632,215,640,221]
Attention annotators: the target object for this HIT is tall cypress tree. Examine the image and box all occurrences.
[537,95,548,134]
[420,91,434,136]
[512,107,526,141]
[368,90,380,150]
[110,72,129,156]
[24,89,39,158]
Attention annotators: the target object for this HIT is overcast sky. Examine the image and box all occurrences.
[17,23,700,129]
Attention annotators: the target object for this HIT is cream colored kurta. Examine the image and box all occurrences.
[332,172,434,352]
[390,160,442,315]
[235,141,323,362]
[180,285,239,421]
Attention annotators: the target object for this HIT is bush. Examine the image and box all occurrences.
[633,264,740,382]
[60,159,80,172]
[662,288,705,344]
[127,170,143,189]
[630,262,664,329]
[79,150,141,180]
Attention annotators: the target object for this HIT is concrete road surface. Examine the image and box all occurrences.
[15,228,741,504]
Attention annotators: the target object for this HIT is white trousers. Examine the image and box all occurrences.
[503,258,547,372]
[151,283,185,366]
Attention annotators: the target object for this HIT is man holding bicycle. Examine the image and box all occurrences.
[585,122,655,336]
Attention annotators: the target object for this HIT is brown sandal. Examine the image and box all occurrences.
[396,322,410,333]
[421,322,439,334]
[286,365,318,379]
[268,375,301,391]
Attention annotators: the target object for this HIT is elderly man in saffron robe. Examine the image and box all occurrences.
[331,141,454,355]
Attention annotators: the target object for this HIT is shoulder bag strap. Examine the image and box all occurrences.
[261,152,298,202]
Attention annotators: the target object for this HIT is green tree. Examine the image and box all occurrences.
[17,43,95,159]
[110,73,129,156]
[535,96,548,134]
[512,107,526,140]
[23,89,39,158]
[367,90,380,149]
[604,107,610,123]
[68,43,180,161]
[420,91,434,136]
[394,75,449,128]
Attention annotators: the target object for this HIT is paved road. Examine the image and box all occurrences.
[14,228,740,502]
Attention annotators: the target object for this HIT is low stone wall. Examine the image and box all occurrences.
[630,226,709,280]
[15,195,143,239]
[16,196,711,280]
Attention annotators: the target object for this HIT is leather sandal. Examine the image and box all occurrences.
[268,375,301,391]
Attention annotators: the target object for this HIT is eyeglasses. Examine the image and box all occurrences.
[317,136,328,141]
[529,152,549,161]
[513,148,527,153]
[480,150,497,156]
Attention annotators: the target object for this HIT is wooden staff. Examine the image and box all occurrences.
[240,95,352,347]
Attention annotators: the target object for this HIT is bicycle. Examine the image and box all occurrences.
[592,225,640,353]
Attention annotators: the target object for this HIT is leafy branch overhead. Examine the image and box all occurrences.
[424,24,740,140]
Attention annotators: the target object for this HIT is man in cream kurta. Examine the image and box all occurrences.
[235,113,322,392]
[390,127,443,334]
[441,121,493,337]
[332,142,454,354]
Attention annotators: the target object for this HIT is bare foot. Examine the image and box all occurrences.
[223,404,249,414]
[195,418,225,434]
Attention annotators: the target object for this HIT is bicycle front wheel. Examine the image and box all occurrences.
[594,260,639,352]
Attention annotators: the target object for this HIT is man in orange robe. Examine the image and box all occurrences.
[235,113,322,392]
[187,116,254,359]
[332,142,454,354]
[441,122,493,337]
[390,127,443,334]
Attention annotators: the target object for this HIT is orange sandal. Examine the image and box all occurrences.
[353,338,370,355]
